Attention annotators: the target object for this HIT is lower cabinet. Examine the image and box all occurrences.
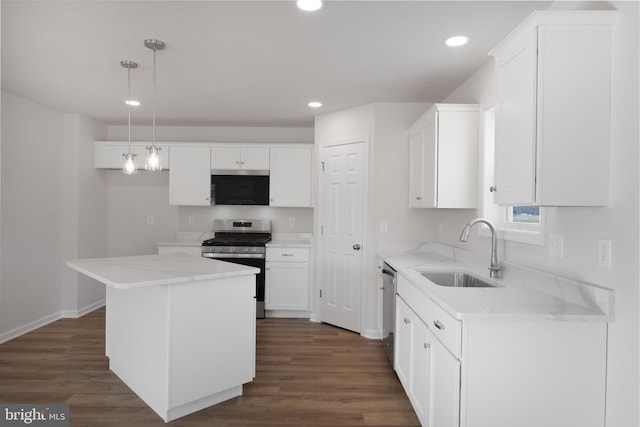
[396,296,460,427]
[395,274,608,427]
[265,247,310,312]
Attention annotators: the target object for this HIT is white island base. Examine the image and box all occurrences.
[67,254,258,422]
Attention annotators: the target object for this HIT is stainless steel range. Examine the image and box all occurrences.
[202,219,271,318]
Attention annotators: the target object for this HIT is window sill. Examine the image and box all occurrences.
[478,226,545,246]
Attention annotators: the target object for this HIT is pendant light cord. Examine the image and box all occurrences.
[127,65,132,154]
[152,45,156,147]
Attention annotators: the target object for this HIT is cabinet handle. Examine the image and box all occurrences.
[489,186,497,193]
[424,342,431,349]
[353,244,361,251]
[403,318,410,325]
[433,320,445,330]
[416,196,422,200]
[282,253,293,257]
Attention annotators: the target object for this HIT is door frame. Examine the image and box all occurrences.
[313,136,370,335]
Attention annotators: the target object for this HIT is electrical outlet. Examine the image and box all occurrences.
[598,239,612,268]
[289,217,295,227]
[548,233,564,259]
[379,220,388,233]
[147,215,154,225]
[188,216,195,225]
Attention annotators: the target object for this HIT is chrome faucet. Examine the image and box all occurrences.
[459,218,502,278]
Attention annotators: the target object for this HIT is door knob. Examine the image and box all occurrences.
[353,244,361,250]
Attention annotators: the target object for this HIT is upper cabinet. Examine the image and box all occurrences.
[95,142,170,170]
[169,145,211,206]
[269,147,312,207]
[211,146,270,171]
[490,11,615,206]
[408,104,478,209]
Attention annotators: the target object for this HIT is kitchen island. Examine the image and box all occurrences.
[66,254,259,422]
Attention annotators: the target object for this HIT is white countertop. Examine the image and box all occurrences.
[67,254,259,289]
[267,234,312,248]
[382,247,613,322]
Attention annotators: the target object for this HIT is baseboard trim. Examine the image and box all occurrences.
[0,299,106,344]
[62,299,106,318]
[361,327,382,340]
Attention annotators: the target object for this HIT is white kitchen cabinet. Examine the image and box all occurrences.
[489,11,615,206]
[269,147,312,207]
[265,247,309,312]
[211,146,269,171]
[408,104,478,209]
[396,273,607,427]
[95,142,170,170]
[395,295,460,427]
[169,146,211,206]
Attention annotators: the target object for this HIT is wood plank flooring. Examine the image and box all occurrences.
[0,308,419,426]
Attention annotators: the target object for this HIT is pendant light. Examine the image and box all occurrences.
[144,39,165,171]
[121,60,138,175]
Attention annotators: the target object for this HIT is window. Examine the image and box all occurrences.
[480,106,544,245]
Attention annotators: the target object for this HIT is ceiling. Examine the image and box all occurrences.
[1,1,551,128]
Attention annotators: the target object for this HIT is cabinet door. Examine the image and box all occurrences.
[169,146,211,206]
[265,261,309,310]
[211,147,241,170]
[493,27,538,206]
[241,147,270,170]
[437,111,478,209]
[270,147,312,207]
[395,298,413,390]
[411,316,432,425]
[429,330,461,427]
[211,147,270,170]
[408,126,436,208]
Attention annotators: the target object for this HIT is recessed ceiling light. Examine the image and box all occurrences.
[125,100,140,106]
[445,36,469,47]
[297,0,323,12]
[308,101,322,108]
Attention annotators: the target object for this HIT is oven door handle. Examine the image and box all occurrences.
[202,253,266,259]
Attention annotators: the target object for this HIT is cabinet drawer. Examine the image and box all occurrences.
[397,275,462,358]
[422,297,462,359]
[266,247,309,262]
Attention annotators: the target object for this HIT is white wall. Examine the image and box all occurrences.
[62,114,108,315]
[0,92,107,342]
[439,2,639,426]
[314,102,437,336]
[1,92,65,338]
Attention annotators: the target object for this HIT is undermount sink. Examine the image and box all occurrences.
[420,271,496,288]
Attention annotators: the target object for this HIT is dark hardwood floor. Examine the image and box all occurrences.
[0,308,419,426]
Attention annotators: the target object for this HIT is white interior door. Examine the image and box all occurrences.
[319,141,365,333]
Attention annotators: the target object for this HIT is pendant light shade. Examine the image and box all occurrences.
[144,39,165,171]
[121,60,138,175]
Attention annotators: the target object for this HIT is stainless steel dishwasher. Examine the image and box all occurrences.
[381,262,397,367]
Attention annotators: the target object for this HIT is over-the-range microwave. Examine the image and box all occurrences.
[210,170,269,206]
